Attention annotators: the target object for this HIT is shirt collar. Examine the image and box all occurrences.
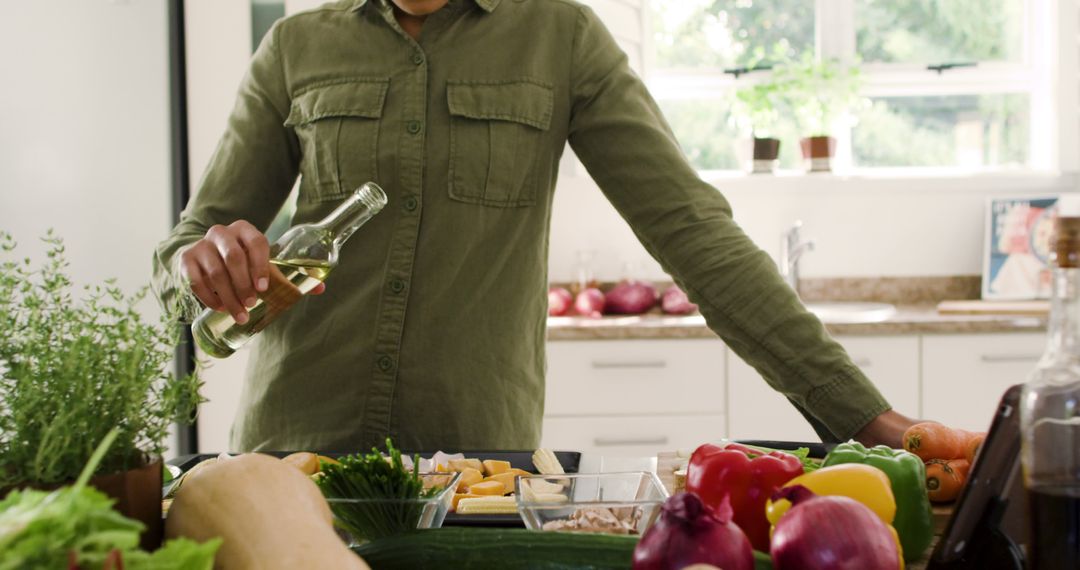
[350,0,501,14]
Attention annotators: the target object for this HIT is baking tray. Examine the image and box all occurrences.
[166,450,582,528]
[734,440,834,459]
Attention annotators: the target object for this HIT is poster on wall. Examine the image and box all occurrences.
[983,195,1059,300]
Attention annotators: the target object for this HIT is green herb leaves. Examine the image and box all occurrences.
[0,232,204,487]
[317,439,443,542]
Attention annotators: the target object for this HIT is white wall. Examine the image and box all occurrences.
[184,0,256,453]
[548,172,1075,282]
[0,0,171,294]
[0,0,175,449]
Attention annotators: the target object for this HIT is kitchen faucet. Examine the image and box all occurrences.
[779,221,815,295]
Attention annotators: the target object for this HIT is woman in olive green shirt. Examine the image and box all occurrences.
[154,0,917,452]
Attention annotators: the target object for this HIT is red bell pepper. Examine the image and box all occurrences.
[685,442,804,551]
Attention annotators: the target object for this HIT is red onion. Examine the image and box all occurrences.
[548,287,573,316]
[661,284,697,315]
[633,493,753,570]
[770,486,901,570]
[574,288,605,318]
[605,279,657,315]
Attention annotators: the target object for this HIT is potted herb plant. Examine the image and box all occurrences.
[776,53,863,172]
[0,231,204,550]
[733,79,785,174]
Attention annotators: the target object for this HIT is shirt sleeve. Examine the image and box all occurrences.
[152,22,300,322]
[565,6,890,442]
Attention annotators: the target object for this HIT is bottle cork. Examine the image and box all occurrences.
[1054,216,1080,269]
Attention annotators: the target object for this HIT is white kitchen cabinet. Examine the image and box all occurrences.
[727,336,921,442]
[543,339,726,456]
[922,333,1044,431]
[541,414,725,457]
[545,339,726,416]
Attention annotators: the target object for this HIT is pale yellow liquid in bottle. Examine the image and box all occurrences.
[192,258,333,358]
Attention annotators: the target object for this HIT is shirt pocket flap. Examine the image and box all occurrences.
[285,79,390,126]
[447,80,553,131]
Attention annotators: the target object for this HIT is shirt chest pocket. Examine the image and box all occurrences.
[284,78,389,203]
[447,80,553,208]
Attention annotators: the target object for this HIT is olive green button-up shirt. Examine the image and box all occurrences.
[153,0,890,452]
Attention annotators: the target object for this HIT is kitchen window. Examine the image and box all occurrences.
[644,0,1067,175]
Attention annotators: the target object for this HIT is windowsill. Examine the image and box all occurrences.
[699,168,1075,194]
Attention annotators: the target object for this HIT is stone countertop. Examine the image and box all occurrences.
[546,304,1047,341]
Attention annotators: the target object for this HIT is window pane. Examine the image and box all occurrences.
[853,94,1029,168]
[657,98,803,171]
[856,0,1024,64]
[650,0,815,71]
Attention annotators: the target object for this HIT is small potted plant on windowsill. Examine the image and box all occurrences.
[733,77,787,174]
[776,53,863,173]
[0,231,204,550]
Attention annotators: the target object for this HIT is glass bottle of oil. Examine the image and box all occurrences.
[192,182,387,358]
[1021,195,1080,569]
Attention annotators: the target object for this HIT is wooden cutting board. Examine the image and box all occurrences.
[937,299,1049,316]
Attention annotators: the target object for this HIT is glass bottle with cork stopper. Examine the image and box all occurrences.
[1021,194,1080,569]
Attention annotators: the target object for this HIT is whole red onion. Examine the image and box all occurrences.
[574,288,605,318]
[632,493,753,570]
[770,486,901,570]
[661,284,697,315]
[548,287,573,316]
[605,279,657,315]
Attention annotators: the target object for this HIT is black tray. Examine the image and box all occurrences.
[167,450,582,528]
[734,440,834,459]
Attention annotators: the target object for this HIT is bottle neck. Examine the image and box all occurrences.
[317,183,388,248]
[1044,266,1080,359]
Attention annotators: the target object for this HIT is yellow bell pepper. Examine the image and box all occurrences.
[766,463,897,527]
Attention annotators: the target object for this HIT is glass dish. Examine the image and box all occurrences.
[326,471,460,546]
[516,471,668,535]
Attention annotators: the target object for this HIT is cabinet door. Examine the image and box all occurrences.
[545,339,726,416]
[541,414,726,457]
[922,333,1043,431]
[727,336,920,441]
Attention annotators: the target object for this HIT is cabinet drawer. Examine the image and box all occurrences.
[728,335,920,441]
[922,333,1043,431]
[545,340,725,416]
[541,414,725,457]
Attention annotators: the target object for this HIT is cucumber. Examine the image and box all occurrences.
[352,527,635,569]
[351,527,774,570]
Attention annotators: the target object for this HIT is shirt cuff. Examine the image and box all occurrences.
[804,366,893,441]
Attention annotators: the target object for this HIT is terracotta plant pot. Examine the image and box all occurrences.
[751,137,781,174]
[799,135,836,172]
[3,460,163,551]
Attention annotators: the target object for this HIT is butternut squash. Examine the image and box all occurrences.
[165,453,369,570]
[282,451,320,475]
[483,472,519,495]
[456,467,484,491]
[482,460,512,476]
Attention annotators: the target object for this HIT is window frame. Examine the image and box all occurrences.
[641,0,1078,182]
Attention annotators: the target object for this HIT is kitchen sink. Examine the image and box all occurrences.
[804,301,897,324]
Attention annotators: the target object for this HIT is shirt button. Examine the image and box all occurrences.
[377,355,394,372]
[389,278,406,293]
[411,53,425,65]
[406,120,422,134]
[403,196,419,211]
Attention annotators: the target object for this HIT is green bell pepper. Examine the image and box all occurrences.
[823,441,934,563]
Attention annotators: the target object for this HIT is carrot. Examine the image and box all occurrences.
[903,422,967,461]
[925,459,969,503]
[964,433,986,464]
